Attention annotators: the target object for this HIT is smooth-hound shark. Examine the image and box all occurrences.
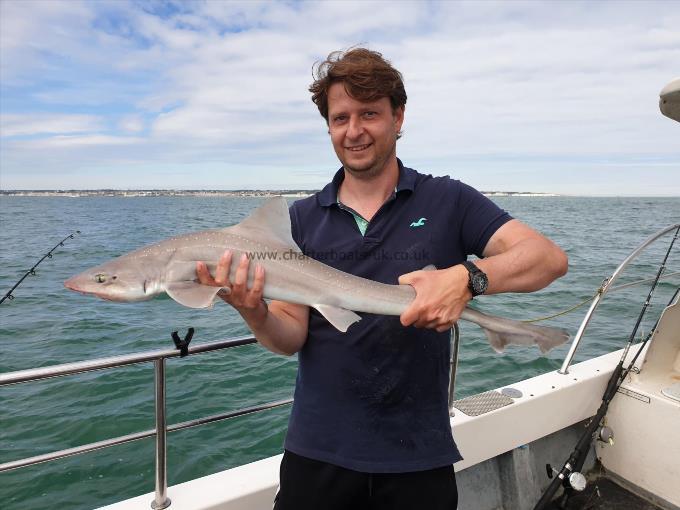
[65,198,570,353]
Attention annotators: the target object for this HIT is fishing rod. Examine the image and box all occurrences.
[533,225,679,510]
[610,270,680,292]
[0,231,81,305]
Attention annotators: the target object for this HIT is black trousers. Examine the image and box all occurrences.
[273,450,458,510]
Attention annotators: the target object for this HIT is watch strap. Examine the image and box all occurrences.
[462,260,482,277]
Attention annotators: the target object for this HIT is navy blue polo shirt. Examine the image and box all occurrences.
[285,160,512,473]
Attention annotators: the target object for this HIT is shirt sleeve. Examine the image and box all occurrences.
[456,182,513,258]
[290,201,311,255]
[289,203,302,250]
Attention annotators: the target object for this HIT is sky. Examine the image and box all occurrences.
[0,0,679,195]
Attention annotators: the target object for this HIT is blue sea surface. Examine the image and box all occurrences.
[1,196,679,510]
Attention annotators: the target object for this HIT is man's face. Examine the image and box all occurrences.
[327,82,404,179]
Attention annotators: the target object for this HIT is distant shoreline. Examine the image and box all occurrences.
[0,189,559,198]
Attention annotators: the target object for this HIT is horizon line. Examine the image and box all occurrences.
[1,189,679,198]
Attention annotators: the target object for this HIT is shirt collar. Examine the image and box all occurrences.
[317,158,416,208]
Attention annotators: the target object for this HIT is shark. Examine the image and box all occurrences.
[64,197,570,353]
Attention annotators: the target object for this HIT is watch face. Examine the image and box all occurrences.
[471,273,488,295]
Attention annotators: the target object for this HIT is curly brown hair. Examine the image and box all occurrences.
[309,48,407,127]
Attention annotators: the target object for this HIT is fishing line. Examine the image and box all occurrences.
[522,270,680,323]
[0,231,81,305]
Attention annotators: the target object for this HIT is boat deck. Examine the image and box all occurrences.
[549,477,663,510]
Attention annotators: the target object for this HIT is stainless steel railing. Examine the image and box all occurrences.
[0,335,290,509]
[152,358,170,509]
[0,329,461,508]
[449,323,460,416]
[558,223,680,375]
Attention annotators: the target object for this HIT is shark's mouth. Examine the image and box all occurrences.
[64,278,85,293]
[64,279,151,302]
[64,279,116,301]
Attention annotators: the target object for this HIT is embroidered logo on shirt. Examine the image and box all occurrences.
[409,218,427,228]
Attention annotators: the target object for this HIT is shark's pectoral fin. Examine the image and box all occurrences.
[166,282,221,309]
[313,304,361,332]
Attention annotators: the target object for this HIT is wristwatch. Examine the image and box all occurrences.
[462,261,488,297]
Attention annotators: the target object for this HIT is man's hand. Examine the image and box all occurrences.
[398,265,472,332]
[196,249,309,356]
[196,250,268,326]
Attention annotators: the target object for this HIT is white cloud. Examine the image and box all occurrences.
[9,134,143,149]
[0,114,104,136]
[118,115,144,133]
[0,0,95,84]
[0,0,678,193]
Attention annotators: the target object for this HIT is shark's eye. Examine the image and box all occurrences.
[95,273,107,283]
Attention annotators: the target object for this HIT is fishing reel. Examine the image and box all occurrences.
[545,463,587,492]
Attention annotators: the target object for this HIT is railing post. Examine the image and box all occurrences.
[558,292,604,374]
[151,358,171,509]
[448,323,460,416]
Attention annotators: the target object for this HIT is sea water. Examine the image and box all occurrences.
[1,196,679,510]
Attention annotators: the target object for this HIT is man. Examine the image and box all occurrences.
[197,48,568,509]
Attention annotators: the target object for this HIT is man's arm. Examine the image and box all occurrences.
[476,219,568,293]
[398,219,568,332]
[196,250,309,356]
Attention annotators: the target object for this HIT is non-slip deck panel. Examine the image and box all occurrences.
[452,390,514,417]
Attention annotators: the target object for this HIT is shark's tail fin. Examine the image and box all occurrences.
[482,320,570,354]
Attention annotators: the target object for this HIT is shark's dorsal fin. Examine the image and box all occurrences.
[228,197,301,251]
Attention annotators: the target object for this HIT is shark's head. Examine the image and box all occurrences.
[64,259,153,302]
